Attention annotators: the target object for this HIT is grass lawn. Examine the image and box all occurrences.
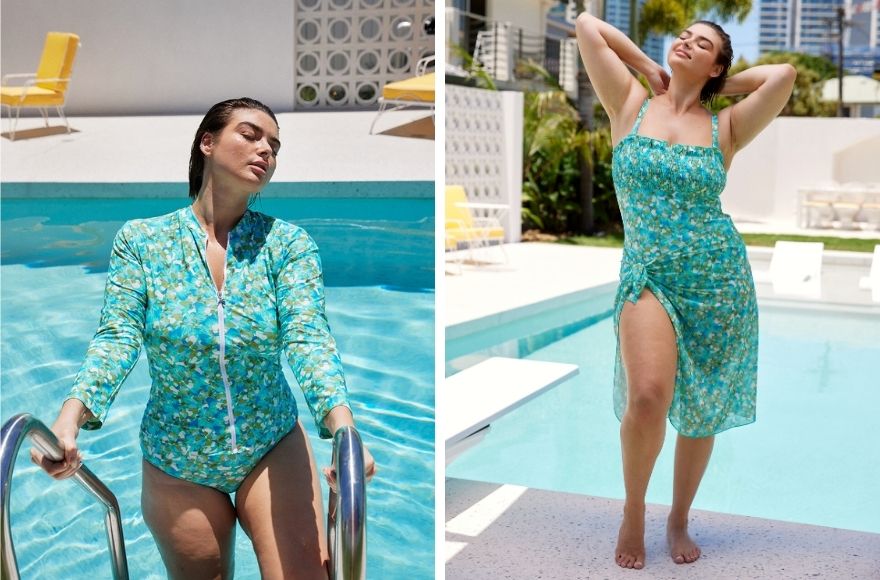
[557,232,880,253]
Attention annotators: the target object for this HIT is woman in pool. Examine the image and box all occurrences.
[575,14,795,569]
[32,97,375,579]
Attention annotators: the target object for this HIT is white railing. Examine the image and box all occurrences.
[2,414,367,580]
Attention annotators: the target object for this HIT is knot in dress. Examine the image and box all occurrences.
[610,97,758,437]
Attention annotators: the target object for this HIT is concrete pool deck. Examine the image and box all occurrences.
[446,241,879,334]
[0,110,434,184]
[445,241,880,579]
[446,478,880,579]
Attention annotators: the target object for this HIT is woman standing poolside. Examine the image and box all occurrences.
[575,14,795,569]
[32,97,376,579]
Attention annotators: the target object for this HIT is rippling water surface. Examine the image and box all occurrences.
[1,197,435,579]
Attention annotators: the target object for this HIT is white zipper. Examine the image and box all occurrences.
[207,237,239,452]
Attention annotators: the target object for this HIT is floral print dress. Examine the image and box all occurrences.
[67,206,349,492]
[611,97,758,437]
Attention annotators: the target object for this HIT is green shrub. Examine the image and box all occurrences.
[522,88,620,234]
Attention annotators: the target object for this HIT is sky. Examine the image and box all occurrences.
[721,6,761,63]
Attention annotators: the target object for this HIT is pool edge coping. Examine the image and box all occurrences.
[0,180,435,199]
[446,281,619,342]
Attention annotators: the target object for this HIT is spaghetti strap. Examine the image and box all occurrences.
[630,98,650,135]
[711,112,719,149]
[610,90,756,439]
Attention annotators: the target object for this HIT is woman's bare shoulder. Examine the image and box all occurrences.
[610,87,649,147]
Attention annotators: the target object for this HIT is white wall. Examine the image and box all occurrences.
[502,90,524,240]
[834,134,880,183]
[722,116,880,225]
[486,0,552,36]
[0,0,295,115]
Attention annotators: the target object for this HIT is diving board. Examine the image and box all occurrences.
[445,357,579,462]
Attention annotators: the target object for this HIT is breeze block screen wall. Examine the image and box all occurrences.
[293,0,435,109]
[446,84,524,242]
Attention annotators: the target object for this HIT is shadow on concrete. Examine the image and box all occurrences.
[2,126,79,141]
[377,115,434,140]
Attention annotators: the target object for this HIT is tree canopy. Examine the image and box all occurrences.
[709,52,838,116]
[639,0,752,43]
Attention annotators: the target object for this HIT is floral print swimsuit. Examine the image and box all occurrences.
[611,97,758,437]
[68,206,349,492]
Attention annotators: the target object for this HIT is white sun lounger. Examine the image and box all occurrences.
[445,357,579,465]
[857,244,880,303]
[753,241,824,298]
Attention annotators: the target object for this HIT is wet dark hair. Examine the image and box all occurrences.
[692,21,733,105]
[188,97,279,199]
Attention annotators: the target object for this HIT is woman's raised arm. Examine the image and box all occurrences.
[720,63,797,152]
[575,12,669,121]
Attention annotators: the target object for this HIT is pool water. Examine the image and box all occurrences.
[447,296,880,534]
[1,196,435,579]
[0,196,434,289]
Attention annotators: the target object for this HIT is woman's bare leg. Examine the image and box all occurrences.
[141,460,237,580]
[235,421,328,580]
[668,433,714,563]
[616,288,678,569]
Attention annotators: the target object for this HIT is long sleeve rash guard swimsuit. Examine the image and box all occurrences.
[67,206,350,493]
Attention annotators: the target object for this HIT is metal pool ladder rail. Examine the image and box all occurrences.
[2,415,364,579]
[0,413,129,580]
[327,425,367,580]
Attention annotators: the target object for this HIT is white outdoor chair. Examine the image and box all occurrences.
[800,182,839,229]
[857,184,880,231]
[833,183,868,230]
[857,245,880,303]
[753,241,824,299]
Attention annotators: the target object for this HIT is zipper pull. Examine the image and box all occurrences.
[218,292,225,307]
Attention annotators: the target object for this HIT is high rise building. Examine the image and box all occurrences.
[547,0,667,65]
[541,1,668,96]
[759,0,880,75]
[847,0,880,73]
[603,0,667,64]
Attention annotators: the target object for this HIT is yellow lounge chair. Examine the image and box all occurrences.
[445,185,508,268]
[369,56,435,135]
[2,32,80,140]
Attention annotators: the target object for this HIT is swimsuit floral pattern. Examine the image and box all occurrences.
[611,97,758,437]
[68,206,349,492]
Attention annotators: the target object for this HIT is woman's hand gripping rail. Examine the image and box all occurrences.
[322,405,377,491]
[30,398,94,480]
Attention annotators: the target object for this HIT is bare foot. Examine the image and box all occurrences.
[615,505,646,569]
[667,517,701,564]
